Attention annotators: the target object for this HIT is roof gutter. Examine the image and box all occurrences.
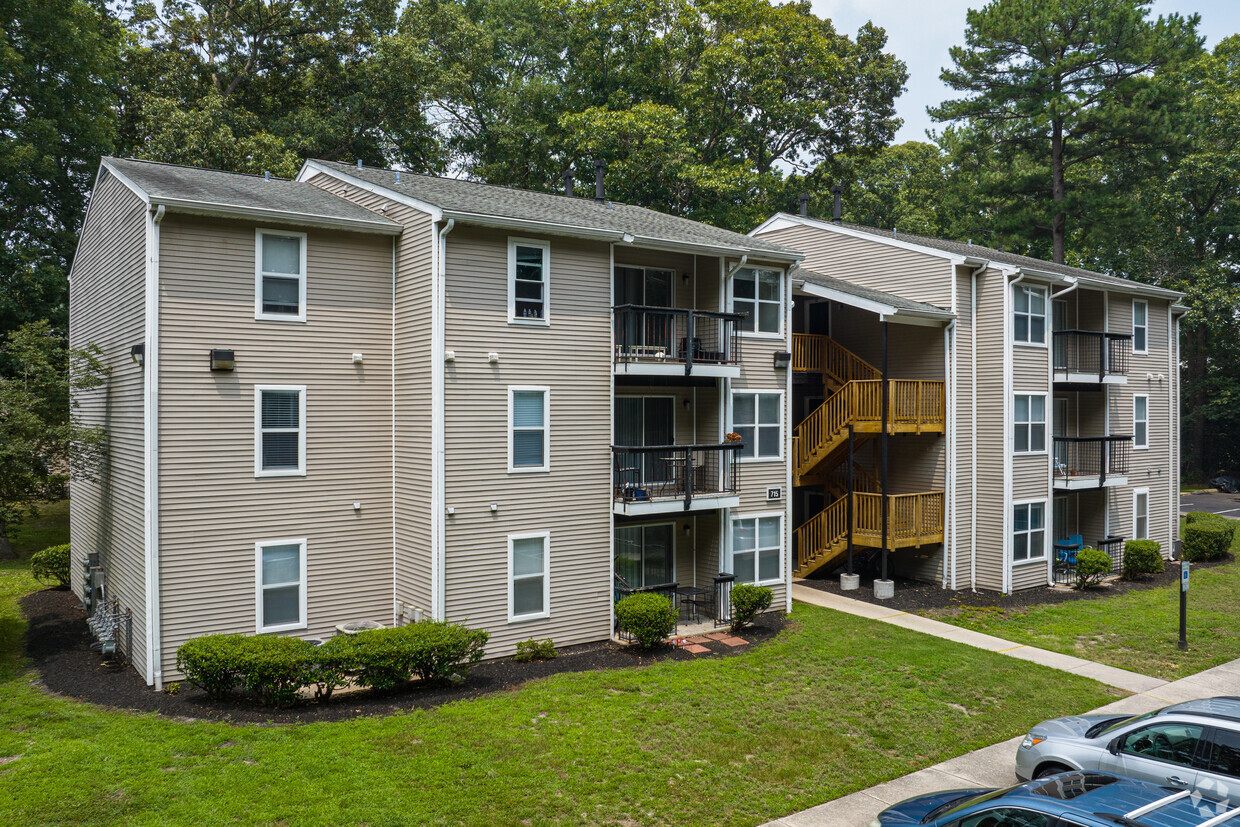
[150,197,404,235]
[794,279,954,325]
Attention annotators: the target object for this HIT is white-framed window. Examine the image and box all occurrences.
[1013,284,1047,344]
[1134,488,1150,540]
[508,532,550,621]
[508,386,550,472]
[1133,299,1148,354]
[508,238,550,324]
[1012,501,1047,562]
[255,538,307,633]
[1014,394,1047,454]
[732,390,782,461]
[731,267,782,335]
[255,385,306,477]
[1134,394,1149,449]
[255,229,307,322]
[731,513,782,585]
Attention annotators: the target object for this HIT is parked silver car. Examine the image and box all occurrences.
[1015,697,1240,802]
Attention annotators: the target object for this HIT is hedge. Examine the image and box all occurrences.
[1073,547,1112,589]
[31,544,71,588]
[1183,512,1236,561]
[175,620,489,707]
[1122,540,1163,580]
[615,592,678,648]
[730,584,773,632]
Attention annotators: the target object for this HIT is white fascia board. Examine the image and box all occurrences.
[751,212,967,264]
[72,161,152,283]
[298,161,444,221]
[795,280,953,325]
[151,196,403,235]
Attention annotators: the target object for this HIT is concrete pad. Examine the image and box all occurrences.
[792,585,905,621]
[933,737,1024,788]
[863,766,986,806]
[1090,695,1167,716]
[880,613,1017,652]
[1000,645,1093,672]
[1169,667,1240,696]
[768,790,888,827]
[1064,661,1168,694]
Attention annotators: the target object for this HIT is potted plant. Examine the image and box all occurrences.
[725,432,743,444]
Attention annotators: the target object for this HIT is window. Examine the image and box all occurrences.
[1133,299,1148,354]
[1014,394,1047,453]
[508,533,549,621]
[1013,284,1047,344]
[732,267,781,334]
[1013,502,1046,562]
[255,539,306,632]
[947,809,1054,827]
[732,514,782,585]
[732,391,781,460]
[1119,722,1203,768]
[509,387,549,472]
[255,386,306,477]
[1134,489,1149,540]
[615,524,674,589]
[255,230,306,321]
[1206,728,1240,778]
[509,238,549,323]
[1134,395,1149,449]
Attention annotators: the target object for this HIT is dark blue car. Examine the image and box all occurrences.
[873,770,1240,826]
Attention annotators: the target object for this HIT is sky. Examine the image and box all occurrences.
[809,0,1240,145]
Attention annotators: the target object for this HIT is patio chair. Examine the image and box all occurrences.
[1055,534,1083,565]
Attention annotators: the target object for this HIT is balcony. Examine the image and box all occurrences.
[613,305,743,378]
[1053,330,1132,384]
[1053,436,1132,489]
[612,443,741,515]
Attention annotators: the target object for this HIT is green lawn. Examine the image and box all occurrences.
[6,500,70,556]
[0,562,1121,826]
[923,530,1240,682]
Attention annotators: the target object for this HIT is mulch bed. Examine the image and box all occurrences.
[19,588,786,725]
[799,555,1234,614]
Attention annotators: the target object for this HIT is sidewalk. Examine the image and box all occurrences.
[762,587,1240,827]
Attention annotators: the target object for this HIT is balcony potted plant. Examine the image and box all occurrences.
[725,432,742,444]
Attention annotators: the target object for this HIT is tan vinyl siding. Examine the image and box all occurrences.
[755,223,953,308]
[829,305,946,380]
[156,215,395,678]
[306,173,436,617]
[1077,289,1105,330]
[441,225,613,657]
[951,265,975,589]
[68,170,150,679]
[973,268,1007,591]
[1012,556,1049,590]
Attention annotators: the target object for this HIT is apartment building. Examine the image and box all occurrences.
[750,209,1185,594]
[69,157,801,686]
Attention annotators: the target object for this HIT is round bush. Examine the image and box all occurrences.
[236,635,322,707]
[1122,540,1163,580]
[729,584,773,632]
[1183,512,1236,561]
[175,634,248,700]
[1073,547,1112,589]
[320,621,489,691]
[615,592,678,648]
[31,543,71,588]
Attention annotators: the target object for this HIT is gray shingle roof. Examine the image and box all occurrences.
[807,217,1182,299]
[309,159,798,259]
[794,269,953,318]
[102,157,402,232]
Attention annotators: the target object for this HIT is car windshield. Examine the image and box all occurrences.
[925,784,1025,821]
[1093,709,1165,738]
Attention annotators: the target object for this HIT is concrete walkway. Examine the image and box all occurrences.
[793,584,1166,693]
[762,587,1240,827]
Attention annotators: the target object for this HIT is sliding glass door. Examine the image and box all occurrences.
[615,523,675,589]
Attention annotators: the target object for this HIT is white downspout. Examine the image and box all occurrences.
[432,218,454,621]
[148,203,165,691]
[969,263,984,592]
[942,319,955,589]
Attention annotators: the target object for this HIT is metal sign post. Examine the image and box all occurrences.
[1179,560,1190,651]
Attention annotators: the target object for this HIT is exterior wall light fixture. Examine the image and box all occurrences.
[209,349,236,371]
[773,351,792,369]
[130,343,145,367]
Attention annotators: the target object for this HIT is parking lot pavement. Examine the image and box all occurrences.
[1180,490,1240,517]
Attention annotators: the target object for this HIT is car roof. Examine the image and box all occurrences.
[1158,697,1240,726]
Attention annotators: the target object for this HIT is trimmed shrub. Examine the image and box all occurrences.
[730,584,774,632]
[1073,547,1112,589]
[321,621,489,691]
[236,636,322,707]
[31,544,71,588]
[176,634,247,700]
[1183,512,1236,561]
[1122,540,1164,580]
[514,638,556,662]
[615,592,678,648]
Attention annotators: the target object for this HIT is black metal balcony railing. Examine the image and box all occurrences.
[1052,436,1133,485]
[612,443,742,510]
[1053,535,1126,585]
[614,305,744,374]
[1053,330,1132,381]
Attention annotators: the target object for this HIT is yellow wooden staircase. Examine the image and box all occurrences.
[794,491,947,578]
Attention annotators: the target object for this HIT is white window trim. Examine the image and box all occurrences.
[1013,392,1049,456]
[254,385,307,477]
[1133,394,1149,450]
[508,237,551,326]
[730,266,785,338]
[1133,299,1149,355]
[254,229,307,323]
[730,388,784,463]
[1012,499,1049,565]
[255,538,308,634]
[1133,488,1150,540]
[508,385,551,473]
[1012,283,1048,347]
[729,511,784,586]
[507,531,551,622]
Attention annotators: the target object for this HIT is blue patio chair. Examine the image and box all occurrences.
[1055,534,1083,565]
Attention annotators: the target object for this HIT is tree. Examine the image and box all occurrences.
[830,141,952,236]
[0,322,107,558]
[0,0,122,337]
[931,0,1201,263]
